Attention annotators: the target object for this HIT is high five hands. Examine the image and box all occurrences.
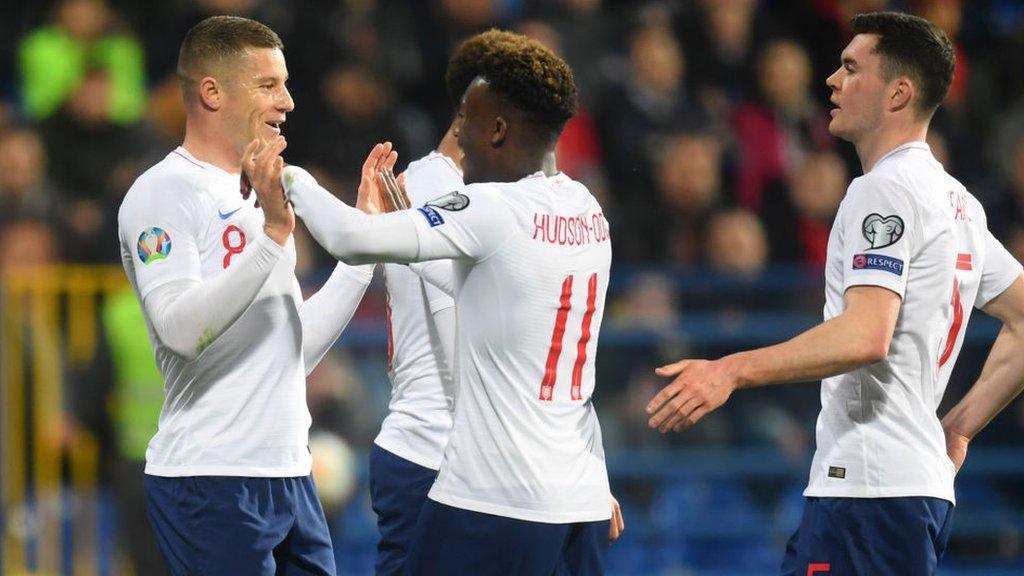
[357,141,409,214]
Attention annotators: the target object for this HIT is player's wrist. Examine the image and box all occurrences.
[281,165,315,198]
[722,353,752,390]
[263,222,291,247]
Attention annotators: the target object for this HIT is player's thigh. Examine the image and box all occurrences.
[557,520,610,576]
[145,475,292,576]
[274,475,337,576]
[780,496,953,576]
[404,500,570,576]
[369,446,438,575]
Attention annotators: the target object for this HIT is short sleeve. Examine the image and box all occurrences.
[119,184,205,299]
[839,176,920,298]
[975,231,1023,309]
[408,184,514,261]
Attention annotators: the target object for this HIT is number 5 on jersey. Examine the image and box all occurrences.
[540,273,598,402]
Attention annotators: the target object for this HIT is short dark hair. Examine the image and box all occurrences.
[851,11,954,118]
[446,29,577,136]
[177,16,283,90]
[446,29,522,109]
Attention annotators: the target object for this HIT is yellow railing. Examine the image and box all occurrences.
[2,265,127,575]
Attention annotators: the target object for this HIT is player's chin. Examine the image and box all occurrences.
[826,119,848,140]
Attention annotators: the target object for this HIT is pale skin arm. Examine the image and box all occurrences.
[941,275,1024,472]
[647,285,901,433]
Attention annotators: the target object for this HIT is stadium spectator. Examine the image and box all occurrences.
[733,39,834,211]
[618,128,725,264]
[37,66,163,262]
[599,20,707,193]
[0,128,57,218]
[763,150,848,268]
[705,208,769,279]
[17,0,146,124]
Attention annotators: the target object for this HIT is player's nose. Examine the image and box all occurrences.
[825,68,841,92]
[279,87,295,113]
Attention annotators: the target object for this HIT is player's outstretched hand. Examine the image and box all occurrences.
[243,136,294,246]
[646,358,738,433]
[356,142,399,214]
[944,428,969,474]
[609,496,625,543]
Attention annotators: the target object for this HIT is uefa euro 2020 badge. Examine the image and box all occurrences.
[137,227,172,264]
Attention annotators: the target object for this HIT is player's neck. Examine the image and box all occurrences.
[542,151,558,176]
[181,121,242,175]
[855,120,928,173]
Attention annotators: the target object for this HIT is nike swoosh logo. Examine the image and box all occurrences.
[218,207,242,220]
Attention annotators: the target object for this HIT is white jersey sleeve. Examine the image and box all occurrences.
[408,185,515,261]
[838,174,921,298]
[299,262,374,374]
[140,235,283,359]
[975,231,1023,309]
[119,184,207,299]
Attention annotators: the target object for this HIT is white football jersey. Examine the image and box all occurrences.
[808,142,1022,503]
[118,147,312,477]
[374,152,462,470]
[407,171,613,523]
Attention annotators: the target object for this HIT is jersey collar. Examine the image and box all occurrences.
[872,141,931,171]
[173,146,240,180]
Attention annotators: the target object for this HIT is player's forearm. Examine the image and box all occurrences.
[942,322,1024,440]
[284,167,421,264]
[300,262,374,375]
[144,232,283,359]
[411,260,455,297]
[727,313,889,389]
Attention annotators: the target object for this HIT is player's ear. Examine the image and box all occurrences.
[199,76,222,111]
[491,116,508,148]
[889,76,913,114]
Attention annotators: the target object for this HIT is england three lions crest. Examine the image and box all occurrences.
[862,213,904,249]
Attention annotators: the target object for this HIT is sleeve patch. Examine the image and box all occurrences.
[426,191,470,211]
[852,253,904,276]
[862,213,904,249]
[418,206,446,227]
[137,227,172,264]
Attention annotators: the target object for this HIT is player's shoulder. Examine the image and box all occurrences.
[120,149,214,220]
[406,152,464,205]
[407,151,462,182]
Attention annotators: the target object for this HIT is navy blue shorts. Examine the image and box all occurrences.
[779,496,954,576]
[144,474,336,576]
[404,499,609,576]
[368,445,438,575]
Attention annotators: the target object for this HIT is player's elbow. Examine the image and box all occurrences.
[157,330,203,361]
[853,331,891,364]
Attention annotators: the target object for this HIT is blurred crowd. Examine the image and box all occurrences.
[2,0,1024,455]
[4,0,1024,571]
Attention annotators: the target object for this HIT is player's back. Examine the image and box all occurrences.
[376,152,462,470]
[117,148,310,478]
[426,172,612,523]
[810,142,1017,503]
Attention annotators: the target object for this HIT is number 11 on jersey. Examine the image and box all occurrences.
[540,273,599,401]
